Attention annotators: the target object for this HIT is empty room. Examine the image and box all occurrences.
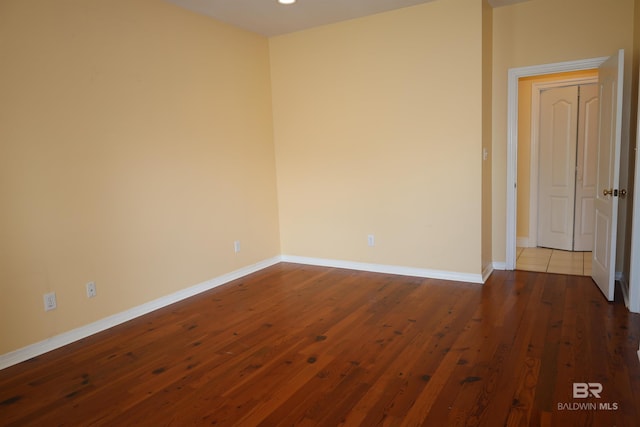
[1,0,639,425]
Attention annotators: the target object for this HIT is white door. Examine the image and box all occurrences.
[592,49,624,301]
[538,86,579,251]
[574,84,599,251]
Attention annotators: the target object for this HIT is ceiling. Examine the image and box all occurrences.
[165,0,532,37]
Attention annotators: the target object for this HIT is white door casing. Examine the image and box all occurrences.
[574,84,599,251]
[537,86,579,251]
[631,145,640,312]
[592,49,624,301]
[629,74,640,314]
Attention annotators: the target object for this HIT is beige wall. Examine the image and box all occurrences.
[0,0,280,354]
[270,0,484,275]
[516,69,599,242]
[492,0,635,265]
[482,0,493,272]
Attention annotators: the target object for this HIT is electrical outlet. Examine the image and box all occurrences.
[367,234,375,247]
[86,281,97,298]
[234,240,241,253]
[43,292,57,311]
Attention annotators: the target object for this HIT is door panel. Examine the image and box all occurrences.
[538,86,579,251]
[594,209,611,273]
[551,197,570,233]
[574,84,599,251]
[592,50,624,301]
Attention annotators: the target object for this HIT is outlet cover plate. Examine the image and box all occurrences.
[86,281,97,298]
[44,292,57,311]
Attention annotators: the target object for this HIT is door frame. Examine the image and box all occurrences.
[528,76,598,248]
[629,81,640,314]
[506,56,608,270]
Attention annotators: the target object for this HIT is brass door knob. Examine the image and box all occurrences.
[620,189,627,198]
[603,188,613,196]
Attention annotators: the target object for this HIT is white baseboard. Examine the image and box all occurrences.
[0,256,281,371]
[493,262,507,271]
[616,271,629,308]
[482,263,494,283]
[281,255,484,284]
[516,237,530,247]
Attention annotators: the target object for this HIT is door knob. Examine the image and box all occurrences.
[603,188,613,196]
[620,189,627,198]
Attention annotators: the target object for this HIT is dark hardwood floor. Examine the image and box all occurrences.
[1,263,639,426]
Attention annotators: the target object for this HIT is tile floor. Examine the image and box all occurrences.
[516,247,592,276]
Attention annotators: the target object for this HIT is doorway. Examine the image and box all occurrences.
[506,52,635,310]
[505,56,608,272]
[515,71,598,275]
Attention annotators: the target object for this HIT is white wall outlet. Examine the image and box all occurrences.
[86,281,97,298]
[43,292,57,311]
[367,234,375,247]
[234,240,241,253]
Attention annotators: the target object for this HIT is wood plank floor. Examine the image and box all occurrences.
[1,263,639,426]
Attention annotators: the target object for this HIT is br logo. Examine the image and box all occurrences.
[573,383,603,398]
